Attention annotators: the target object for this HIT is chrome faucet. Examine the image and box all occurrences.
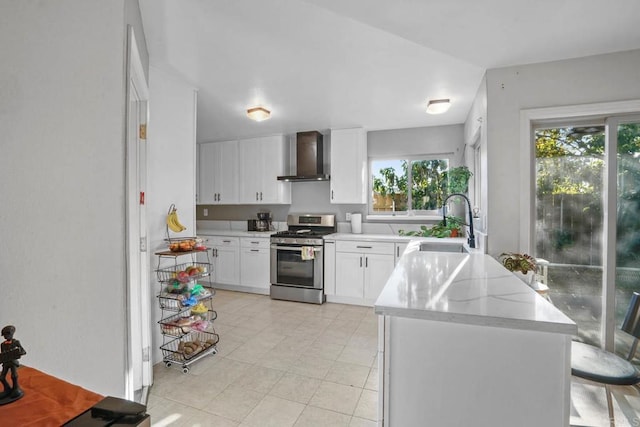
[442,193,476,249]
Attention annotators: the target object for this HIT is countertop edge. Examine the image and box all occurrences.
[374,304,578,335]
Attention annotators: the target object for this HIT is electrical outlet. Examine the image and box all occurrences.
[346,213,352,221]
[203,208,209,216]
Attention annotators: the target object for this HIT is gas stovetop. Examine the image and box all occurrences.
[270,214,336,245]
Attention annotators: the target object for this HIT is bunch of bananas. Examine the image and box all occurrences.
[167,204,187,233]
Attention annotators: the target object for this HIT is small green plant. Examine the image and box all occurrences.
[399,216,466,238]
[446,166,473,194]
[499,252,537,274]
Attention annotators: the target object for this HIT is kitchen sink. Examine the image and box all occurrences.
[419,241,467,253]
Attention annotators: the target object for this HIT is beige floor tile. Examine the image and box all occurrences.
[315,330,353,346]
[328,319,361,334]
[203,384,265,421]
[309,381,363,415]
[269,372,322,404]
[353,389,378,421]
[158,375,226,409]
[241,395,305,427]
[349,417,377,427]
[227,326,262,342]
[235,364,285,394]
[337,346,376,367]
[347,333,377,351]
[214,335,244,358]
[255,350,298,371]
[290,355,335,379]
[145,396,202,426]
[225,342,270,364]
[199,358,253,387]
[324,361,370,388]
[293,405,352,427]
[364,368,378,391]
[181,410,240,426]
[304,341,345,361]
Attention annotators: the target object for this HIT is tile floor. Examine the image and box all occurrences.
[147,290,640,427]
[147,290,379,426]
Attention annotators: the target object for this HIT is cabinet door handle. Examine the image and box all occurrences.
[360,256,362,268]
[260,192,263,201]
[397,246,399,257]
[366,257,368,268]
[223,240,231,243]
[250,241,259,244]
[217,193,221,201]
[256,192,259,201]
[331,190,334,200]
[250,249,259,252]
[356,245,372,249]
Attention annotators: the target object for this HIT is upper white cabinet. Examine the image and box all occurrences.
[330,128,367,204]
[198,140,238,204]
[239,135,291,204]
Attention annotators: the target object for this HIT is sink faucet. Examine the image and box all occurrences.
[442,193,476,249]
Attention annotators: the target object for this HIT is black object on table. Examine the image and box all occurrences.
[64,396,150,426]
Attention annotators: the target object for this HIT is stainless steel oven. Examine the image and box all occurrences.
[270,244,323,288]
[269,214,336,304]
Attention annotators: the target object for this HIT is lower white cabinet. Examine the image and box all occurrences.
[207,236,240,286]
[335,241,395,304]
[240,237,270,292]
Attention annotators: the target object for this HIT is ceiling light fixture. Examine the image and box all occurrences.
[246,106,271,121]
[426,99,451,115]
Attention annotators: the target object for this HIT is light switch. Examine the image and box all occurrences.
[203,208,209,217]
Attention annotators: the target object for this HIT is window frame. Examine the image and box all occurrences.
[368,154,451,219]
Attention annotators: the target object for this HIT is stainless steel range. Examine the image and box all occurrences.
[270,214,336,304]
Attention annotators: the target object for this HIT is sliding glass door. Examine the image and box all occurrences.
[534,116,640,352]
[613,119,640,355]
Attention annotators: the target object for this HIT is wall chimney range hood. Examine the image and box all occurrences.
[277,131,330,182]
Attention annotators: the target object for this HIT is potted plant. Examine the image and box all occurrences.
[498,252,537,285]
[399,216,465,238]
[447,166,473,194]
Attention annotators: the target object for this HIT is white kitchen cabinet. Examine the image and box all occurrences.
[240,237,270,292]
[197,140,238,204]
[335,240,395,303]
[208,236,240,285]
[330,128,367,204]
[238,135,291,204]
[323,239,336,295]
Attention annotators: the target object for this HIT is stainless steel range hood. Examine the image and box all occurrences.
[277,131,330,182]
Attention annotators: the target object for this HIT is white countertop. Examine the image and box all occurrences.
[197,230,275,238]
[374,241,577,335]
[325,233,466,244]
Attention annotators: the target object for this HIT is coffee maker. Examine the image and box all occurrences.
[256,212,272,231]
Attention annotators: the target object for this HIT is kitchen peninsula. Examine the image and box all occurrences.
[375,241,577,427]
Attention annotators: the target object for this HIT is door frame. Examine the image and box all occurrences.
[125,26,151,400]
[519,100,640,350]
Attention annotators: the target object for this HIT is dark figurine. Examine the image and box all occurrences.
[0,325,27,404]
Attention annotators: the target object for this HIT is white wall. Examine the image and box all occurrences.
[484,49,640,255]
[147,67,197,363]
[463,75,488,232]
[367,124,465,165]
[0,0,147,397]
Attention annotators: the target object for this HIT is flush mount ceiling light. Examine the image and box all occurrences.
[426,99,451,115]
[246,106,271,122]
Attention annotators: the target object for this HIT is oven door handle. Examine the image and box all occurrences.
[271,245,323,253]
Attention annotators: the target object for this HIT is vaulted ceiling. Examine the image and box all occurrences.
[139,0,640,143]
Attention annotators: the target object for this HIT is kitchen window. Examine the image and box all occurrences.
[369,156,450,216]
